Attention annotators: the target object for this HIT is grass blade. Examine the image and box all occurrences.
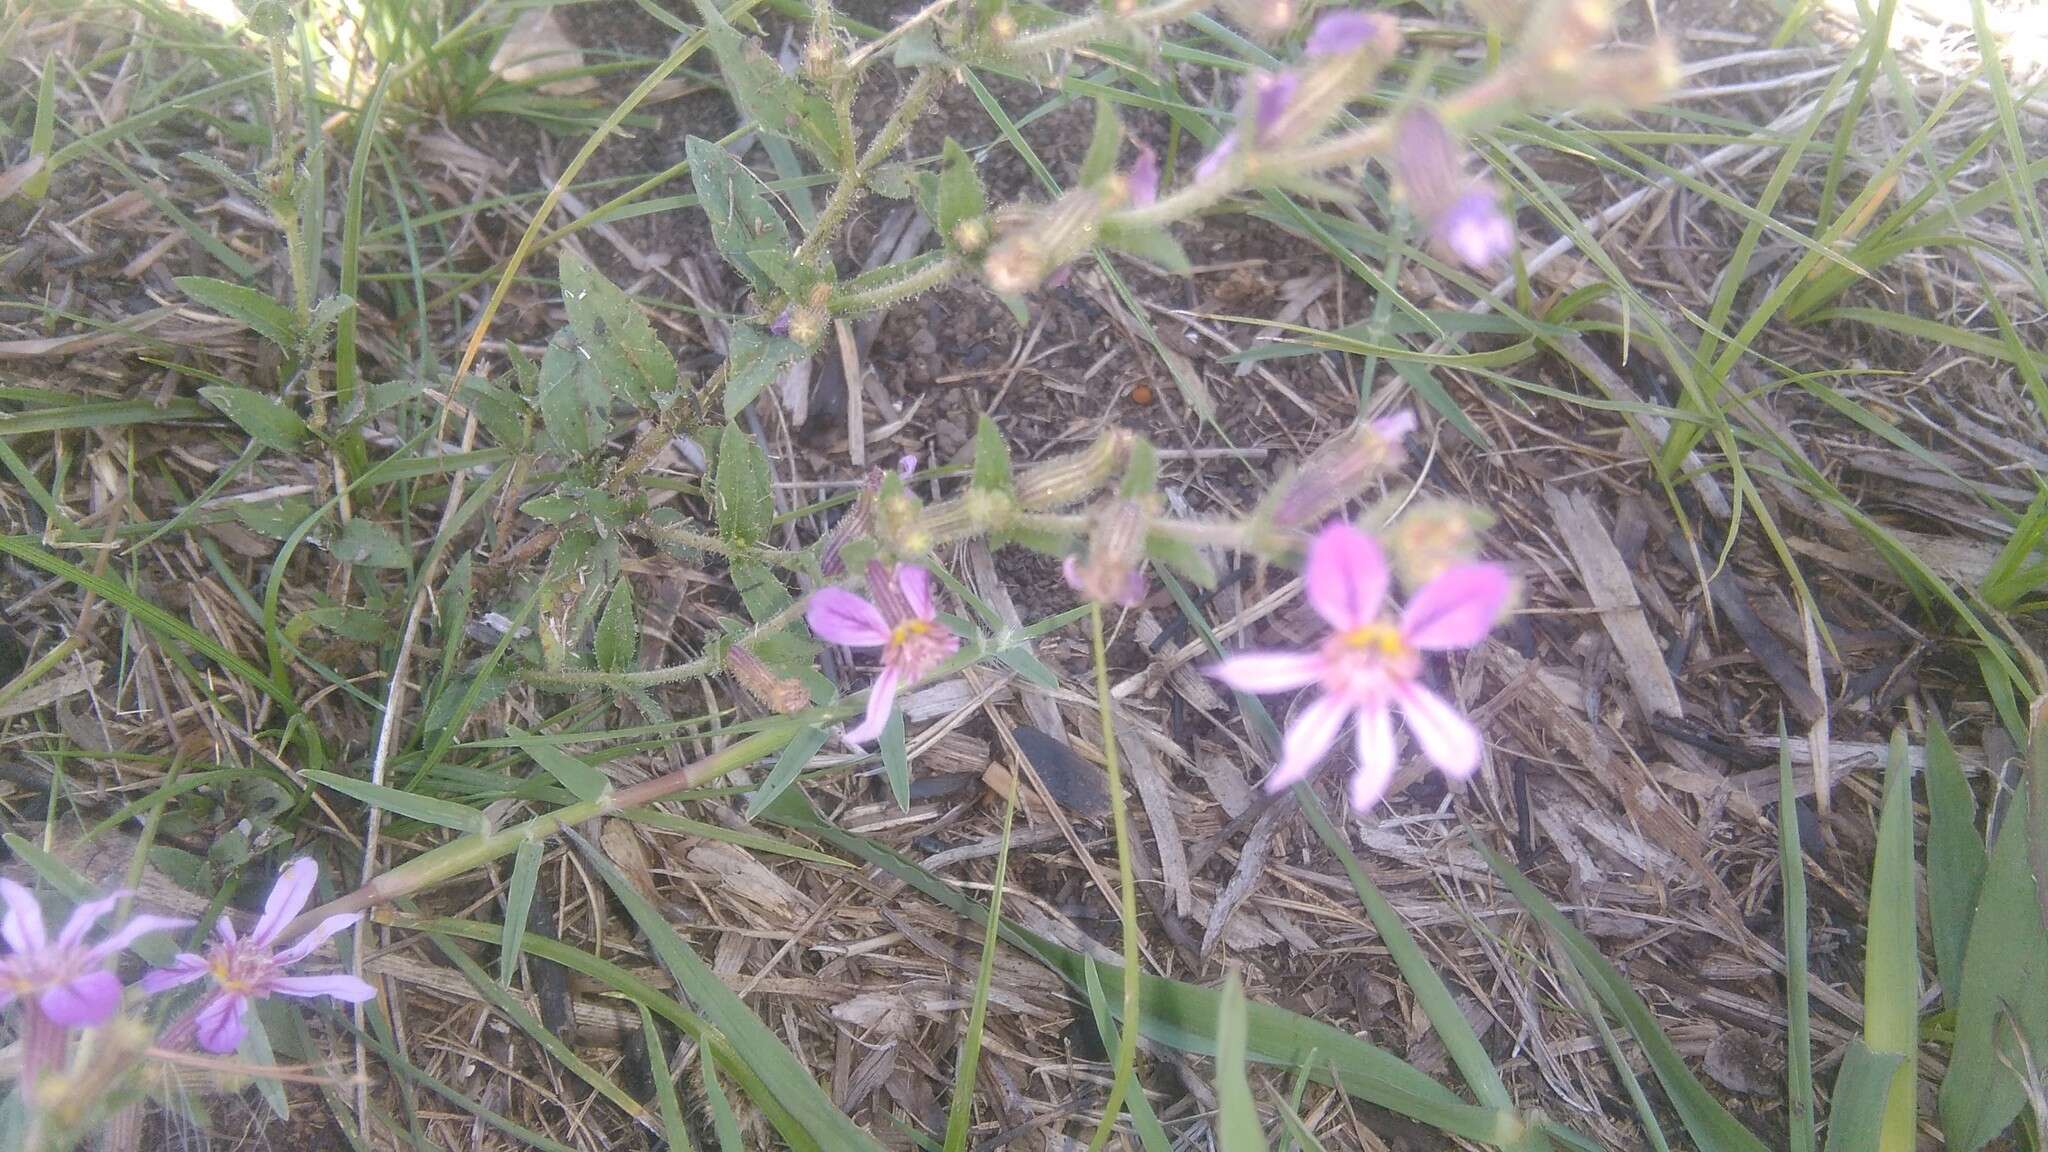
[742,725,833,821]
[1862,730,1920,1152]
[1923,714,1985,1005]
[639,1003,695,1152]
[569,829,886,1152]
[1820,1042,1903,1152]
[1293,782,1511,1110]
[1216,973,1271,1152]
[1779,720,1815,1152]
[1479,841,1771,1152]
[1082,959,1174,1152]
[301,770,485,835]
[941,784,1016,1152]
[498,837,544,985]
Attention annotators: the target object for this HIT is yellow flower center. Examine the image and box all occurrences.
[1338,623,1410,660]
[889,619,931,647]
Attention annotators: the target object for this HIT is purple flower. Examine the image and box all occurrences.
[1125,145,1159,208]
[1208,521,1511,810]
[1250,71,1299,146]
[1436,185,1515,268]
[1194,133,1238,183]
[1304,10,1397,58]
[139,858,376,1055]
[806,561,960,745]
[0,881,189,1029]
[1390,107,1515,269]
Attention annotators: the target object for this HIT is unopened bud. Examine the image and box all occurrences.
[983,187,1110,295]
[952,217,989,253]
[787,304,828,346]
[988,10,1017,40]
[1525,0,1614,74]
[1016,429,1132,509]
[983,234,1049,295]
[1548,41,1681,110]
[1063,499,1150,606]
[819,467,884,576]
[1385,499,1494,589]
[1304,10,1399,59]
[726,644,811,714]
[1268,411,1414,530]
[802,37,840,82]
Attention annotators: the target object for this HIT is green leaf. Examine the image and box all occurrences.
[574,831,889,1152]
[511,730,610,803]
[1821,1042,1904,1152]
[301,770,485,834]
[892,25,949,68]
[702,1054,745,1152]
[175,276,298,350]
[1119,436,1159,498]
[1480,842,1771,1152]
[1078,98,1122,187]
[198,385,307,453]
[1862,729,1920,1152]
[1216,973,1271,1152]
[535,337,610,459]
[686,136,793,297]
[936,138,988,247]
[1100,221,1193,273]
[640,1002,696,1152]
[1937,784,2048,1151]
[942,787,1017,1152]
[595,576,639,672]
[714,421,774,546]
[724,324,808,417]
[561,251,679,407]
[330,519,411,570]
[971,412,1012,496]
[1924,716,1985,1004]
[743,725,833,823]
[879,706,910,812]
[303,292,356,355]
[499,837,544,985]
[1081,960,1173,1152]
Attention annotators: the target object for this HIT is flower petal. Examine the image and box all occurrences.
[214,914,238,945]
[1400,563,1512,651]
[1305,10,1396,58]
[1395,684,1483,777]
[1209,651,1324,694]
[1436,185,1514,269]
[251,858,319,946]
[1194,133,1237,183]
[0,878,48,952]
[896,564,936,621]
[273,913,364,967]
[38,970,122,1028]
[56,892,126,948]
[1266,695,1351,791]
[270,974,377,1003]
[1348,703,1398,812]
[806,588,890,648]
[85,915,195,964]
[137,953,210,994]
[194,993,250,1055]
[1126,144,1159,207]
[1250,71,1299,147]
[843,666,901,747]
[1304,521,1388,631]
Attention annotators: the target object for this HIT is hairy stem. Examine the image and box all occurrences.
[793,68,945,269]
[1000,0,1212,58]
[1082,601,1141,1152]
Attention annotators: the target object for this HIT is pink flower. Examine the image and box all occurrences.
[1208,521,1511,810]
[1,883,188,1027]
[1125,144,1159,208]
[1304,10,1398,58]
[139,858,376,1054]
[1195,70,1300,182]
[1436,186,1515,268]
[1390,108,1516,270]
[806,561,960,745]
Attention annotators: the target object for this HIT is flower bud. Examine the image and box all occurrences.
[1063,499,1151,606]
[1124,145,1159,207]
[1385,499,1495,589]
[981,186,1111,295]
[787,304,828,346]
[726,643,811,714]
[952,217,990,253]
[1390,108,1515,269]
[819,467,884,576]
[1537,41,1681,110]
[802,36,841,82]
[983,233,1049,295]
[1267,411,1414,530]
[1015,429,1131,509]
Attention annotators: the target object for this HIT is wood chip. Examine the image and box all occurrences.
[1544,487,1684,718]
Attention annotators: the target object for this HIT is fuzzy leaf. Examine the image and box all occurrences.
[595,575,639,672]
[724,324,808,417]
[714,422,774,546]
[330,519,411,570]
[561,252,678,406]
[937,138,988,246]
[687,137,793,296]
[175,276,297,350]
[971,413,1012,495]
[1078,98,1122,187]
[535,337,610,458]
[1101,222,1192,273]
[199,385,306,453]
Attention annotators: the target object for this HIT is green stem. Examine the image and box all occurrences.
[829,252,967,315]
[635,520,804,568]
[281,721,808,940]
[1082,601,1141,1152]
[792,68,945,269]
[941,777,1017,1151]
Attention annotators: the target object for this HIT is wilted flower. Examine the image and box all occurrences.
[726,643,811,714]
[140,858,376,1055]
[1063,500,1151,607]
[1390,108,1514,269]
[1384,498,1495,589]
[1268,410,1416,530]
[0,882,189,1083]
[806,561,960,745]
[1125,145,1159,208]
[1208,521,1511,810]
